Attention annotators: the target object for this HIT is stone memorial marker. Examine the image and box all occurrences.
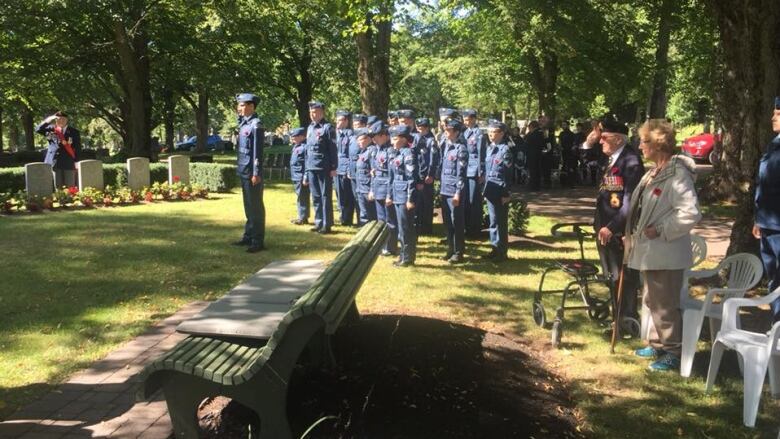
[168,155,190,185]
[25,163,54,197]
[127,157,150,191]
[76,160,104,190]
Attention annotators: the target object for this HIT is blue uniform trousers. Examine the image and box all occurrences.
[334,175,356,225]
[464,177,483,236]
[357,192,377,225]
[350,177,361,224]
[240,177,265,246]
[308,170,334,231]
[441,194,465,257]
[486,197,508,256]
[293,180,310,222]
[395,203,417,264]
[416,183,435,235]
[375,200,398,254]
[760,228,780,320]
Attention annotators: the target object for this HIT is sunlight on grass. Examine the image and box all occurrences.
[1,183,777,437]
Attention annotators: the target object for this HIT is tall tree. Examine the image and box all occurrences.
[647,0,680,118]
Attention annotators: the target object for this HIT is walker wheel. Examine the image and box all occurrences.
[587,298,611,321]
[532,301,547,327]
[620,317,641,339]
[551,320,563,348]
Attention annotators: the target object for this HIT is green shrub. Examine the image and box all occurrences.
[508,199,530,236]
[190,163,238,192]
[101,163,167,187]
[0,167,25,193]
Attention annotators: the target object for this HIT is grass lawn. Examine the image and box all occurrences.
[0,184,778,438]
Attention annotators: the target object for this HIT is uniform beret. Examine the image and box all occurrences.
[308,101,325,109]
[354,114,368,124]
[488,120,507,131]
[397,109,415,119]
[415,117,431,127]
[445,119,464,131]
[366,115,379,125]
[335,109,352,118]
[775,96,780,110]
[462,109,477,118]
[235,93,259,104]
[388,111,398,119]
[289,127,306,137]
[600,118,628,135]
[353,127,370,137]
[54,110,70,118]
[389,124,413,139]
[369,122,388,136]
[438,107,456,117]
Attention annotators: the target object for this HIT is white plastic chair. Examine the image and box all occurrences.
[679,253,764,377]
[705,287,780,427]
[641,234,708,342]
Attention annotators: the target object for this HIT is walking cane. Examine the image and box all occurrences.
[610,264,626,354]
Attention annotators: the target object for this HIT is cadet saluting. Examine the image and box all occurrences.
[483,121,514,261]
[440,119,469,263]
[305,101,338,234]
[233,93,266,253]
[368,124,398,256]
[388,125,419,267]
[36,111,81,188]
[289,127,309,225]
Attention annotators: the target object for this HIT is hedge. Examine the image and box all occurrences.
[0,162,238,194]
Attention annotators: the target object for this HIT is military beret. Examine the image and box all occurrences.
[445,119,464,131]
[488,120,507,131]
[289,127,306,137]
[462,109,477,118]
[366,115,379,125]
[236,93,259,104]
[389,124,413,140]
[388,111,398,119]
[438,107,455,117]
[600,118,628,135]
[397,109,415,119]
[308,101,325,109]
[369,122,388,136]
[353,127,370,138]
[415,117,431,127]
[354,114,368,124]
[54,110,70,118]
[775,96,780,110]
[335,109,352,118]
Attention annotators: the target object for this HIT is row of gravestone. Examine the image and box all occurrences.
[24,155,191,198]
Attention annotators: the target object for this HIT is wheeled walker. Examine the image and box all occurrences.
[532,222,639,348]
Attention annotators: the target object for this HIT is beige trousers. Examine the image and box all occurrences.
[642,269,684,357]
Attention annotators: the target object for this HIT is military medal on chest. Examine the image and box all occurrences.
[610,192,621,208]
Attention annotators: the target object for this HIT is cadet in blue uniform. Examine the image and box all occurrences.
[415,117,440,235]
[289,127,309,225]
[754,97,780,321]
[388,125,419,267]
[440,119,469,263]
[305,101,338,234]
[233,93,266,253]
[353,128,377,225]
[388,111,399,126]
[368,124,398,255]
[36,111,82,188]
[462,109,487,237]
[437,108,460,145]
[349,114,369,221]
[483,121,514,261]
[334,110,356,226]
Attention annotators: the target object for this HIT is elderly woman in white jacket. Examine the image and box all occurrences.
[625,119,702,372]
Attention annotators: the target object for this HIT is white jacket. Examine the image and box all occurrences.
[626,155,702,271]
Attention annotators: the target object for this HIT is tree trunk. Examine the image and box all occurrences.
[21,104,34,151]
[528,52,558,123]
[0,106,4,153]
[648,0,676,119]
[294,63,313,127]
[112,18,152,158]
[706,0,780,255]
[356,2,392,118]
[193,92,209,153]
[9,117,19,151]
[162,89,176,152]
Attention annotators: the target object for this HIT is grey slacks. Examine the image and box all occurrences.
[642,269,684,357]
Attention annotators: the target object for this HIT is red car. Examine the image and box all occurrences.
[681,132,720,164]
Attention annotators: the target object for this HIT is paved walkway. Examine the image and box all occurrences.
[0,302,209,439]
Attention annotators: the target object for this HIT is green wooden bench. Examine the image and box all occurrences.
[136,221,388,438]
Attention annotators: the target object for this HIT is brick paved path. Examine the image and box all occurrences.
[0,302,209,439]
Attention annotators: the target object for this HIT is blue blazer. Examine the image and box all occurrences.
[756,135,780,230]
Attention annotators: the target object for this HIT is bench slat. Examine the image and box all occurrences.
[192,339,233,377]
[201,343,243,381]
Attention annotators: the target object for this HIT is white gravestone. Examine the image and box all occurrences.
[168,155,190,185]
[76,160,104,190]
[126,157,150,191]
[25,163,54,197]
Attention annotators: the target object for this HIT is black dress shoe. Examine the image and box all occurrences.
[440,253,453,261]
[318,229,332,235]
[439,238,448,244]
[291,218,308,225]
[246,245,266,253]
[447,254,463,264]
[309,226,320,232]
[393,260,413,267]
[232,239,251,246]
[482,251,497,260]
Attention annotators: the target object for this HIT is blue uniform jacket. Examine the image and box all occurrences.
[236,114,264,178]
[756,134,780,230]
[464,126,486,178]
[440,140,468,197]
[35,123,82,170]
[348,135,361,179]
[355,145,374,194]
[594,147,644,235]
[483,142,514,200]
[305,120,337,172]
[416,132,440,181]
[389,147,419,204]
[336,128,353,175]
[289,142,306,182]
[370,143,394,200]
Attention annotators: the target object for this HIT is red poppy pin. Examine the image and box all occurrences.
[610,167,619,175]
[394,159,401,166]
[652,188,662,197]
[378,156,385,164]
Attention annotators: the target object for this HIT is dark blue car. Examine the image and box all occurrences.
[174,135,234,152]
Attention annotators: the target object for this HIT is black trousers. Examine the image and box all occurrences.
[596,236,639,319]
[240,177,265,246]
